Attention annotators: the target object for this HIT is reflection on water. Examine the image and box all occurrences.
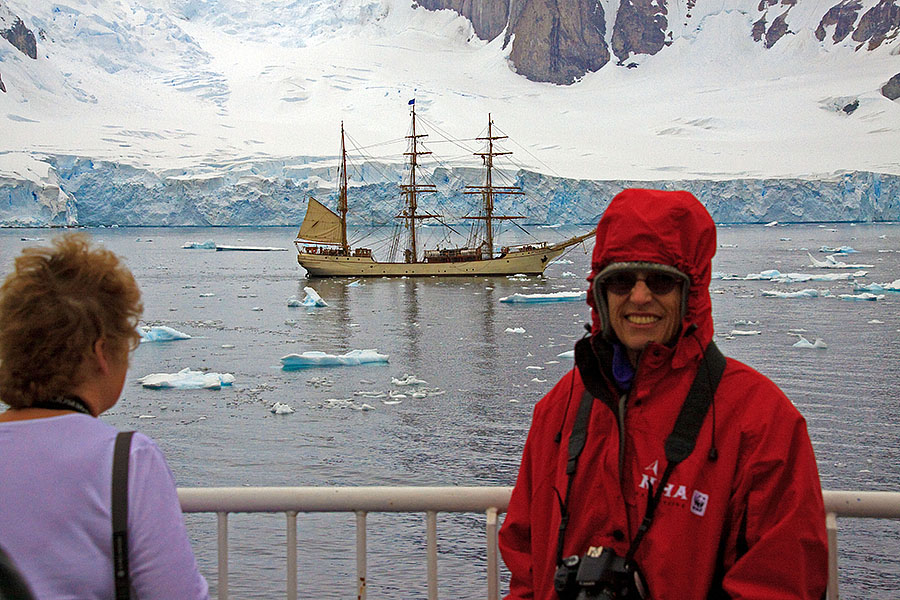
[1,225,898,599]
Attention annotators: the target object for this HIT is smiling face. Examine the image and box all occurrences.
[603,270,684,365]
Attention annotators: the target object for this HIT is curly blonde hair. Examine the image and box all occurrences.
[0,233,143,408]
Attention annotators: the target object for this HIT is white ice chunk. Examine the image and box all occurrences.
[557,350,575,358]
[138,368,235,390]
[855,279,900,293]
[138,325,191,342]
[819,246,857,253]
[764,221,778,227]
[287,296,303,307]
[499,291,586,303]
[301,286,328,307]
[392,374,427,386]
[270,402,295,414]
[280,349,389,370]
[730,330,761,336]
[807,252,872,269]
[761,289,820,298]
[182,240,216,249]
[838,292,884,301]
[793,336,828,349]
[215,245,287,251]
[347,280,362,287]
[505,327,526,333]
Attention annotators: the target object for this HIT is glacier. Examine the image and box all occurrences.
[1,153,898,227]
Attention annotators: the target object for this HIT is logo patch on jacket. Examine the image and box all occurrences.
[691,490,709,516]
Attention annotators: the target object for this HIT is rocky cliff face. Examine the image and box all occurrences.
[0,0,38,93]
[417,0,900,84]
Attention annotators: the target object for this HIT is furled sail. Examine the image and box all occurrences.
[296,197,342,244]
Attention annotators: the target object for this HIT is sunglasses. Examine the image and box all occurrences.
[601,271,683,296]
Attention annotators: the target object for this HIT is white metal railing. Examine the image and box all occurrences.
[177,487,900,600]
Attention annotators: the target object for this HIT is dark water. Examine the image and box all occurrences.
[1,223,898,599]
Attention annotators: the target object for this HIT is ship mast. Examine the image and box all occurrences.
[398,103,439,263]
[465,114,525,256]
[338,121,349,255]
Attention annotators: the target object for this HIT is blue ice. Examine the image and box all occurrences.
[499,291,586,303]
[182,240,216,249]
[138,325,192,342]
[280,349,389,370]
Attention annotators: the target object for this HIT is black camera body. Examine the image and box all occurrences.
[554,546,648,600]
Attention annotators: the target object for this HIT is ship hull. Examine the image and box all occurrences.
[298,244,574,277]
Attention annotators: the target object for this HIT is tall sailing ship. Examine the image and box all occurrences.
[294,105,594,277]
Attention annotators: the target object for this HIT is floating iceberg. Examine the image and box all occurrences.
[270,402,295,414]
[138,368,235,390]
[838,292,884,301]
[855,279,900,293]
[819,246,857,253]
[288,287,327,307]
[505,327,526,333]
[280,349,389,370]
[392,374,427,386]
[761,289,821,298]
[499,291,587,303]
[793,336,828,349]
[215,245,287,251]
[182,240,216,249]
[557,350,575,358]
[730,330,761,336]
[807,253,872,269]
[138,325,191,342]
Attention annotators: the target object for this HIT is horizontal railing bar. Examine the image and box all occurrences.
[823,490,900,518]
[178,486,514,514]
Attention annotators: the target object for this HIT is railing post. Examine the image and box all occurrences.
[426,510,439,600]
[826,512,839,600]
[286,511,298,600]
[217,511,229,600]
[486,507,500,600]
[356,510,367,600]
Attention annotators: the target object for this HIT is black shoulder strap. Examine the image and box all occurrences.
[112,431,135,600]
[555,390,596,563]
[664,341,726,463]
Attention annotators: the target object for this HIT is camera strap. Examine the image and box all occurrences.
[555,341,726,566]
[112,431,135,600]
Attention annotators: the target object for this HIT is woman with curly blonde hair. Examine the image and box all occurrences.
[0,233,208,599]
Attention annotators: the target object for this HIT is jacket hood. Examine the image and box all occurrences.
[587,189,717,366]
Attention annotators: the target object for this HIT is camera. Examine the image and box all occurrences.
[553,546,648,600]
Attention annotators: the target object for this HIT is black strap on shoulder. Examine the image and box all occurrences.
[555,342,727,566]
[112,431,135,600]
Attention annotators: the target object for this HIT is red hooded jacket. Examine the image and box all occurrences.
[499,189,827,599]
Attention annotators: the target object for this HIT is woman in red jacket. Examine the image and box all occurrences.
[499,189,827,600]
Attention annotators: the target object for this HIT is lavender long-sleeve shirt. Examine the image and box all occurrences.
[0,414,209,599]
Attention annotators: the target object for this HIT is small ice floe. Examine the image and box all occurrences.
[138,325,191,342]
[287,296,303,307]
[392,374,427,386]
[199,293,215,298]
[355,391,386,398]
[780,237,792,241]
[505,327,526,334]
[221,344,235,349]
[764,221,778,227]
[347,280,361,287]
[138,368,235,390]
[868,319,884,324]
[138,415,156,419]
[215,245,288,251]
[499,291,586,304]
[270,402,295,415]
[807,253,872,269]
[351,403,375,411]
[251,307,263,311]
[730,330,761,336]
[838,292,885,301]
[792,336,828,349]
[733,320,761,326]
[761,289,820,299]
[382,399,403,405]
[280,349,389,370]
[719,243,737,248]
[855,279,900,293]
[531,378,547,383]
[561,272,578,278]
[819,246,857,253]
[295,287,327,307]
[557,350,575,358]
[182,240,216,249]
[551,258,573,264]
[526,366,545,371]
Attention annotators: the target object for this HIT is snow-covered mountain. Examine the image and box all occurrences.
[1,0,899,226]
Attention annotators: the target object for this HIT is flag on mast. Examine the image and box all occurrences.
[408,98,415,105]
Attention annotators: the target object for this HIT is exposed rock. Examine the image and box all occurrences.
[611,0,668,63]
[816,0,863,43]
[852,0,900,50]
[883,72,900,100]
[0,72,5,93]
[415,0,509,41]
[753,0,796,48]
[0,13,37,59]
[507,0,610,85]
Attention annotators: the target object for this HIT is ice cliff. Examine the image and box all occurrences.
[1,153,897,227]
